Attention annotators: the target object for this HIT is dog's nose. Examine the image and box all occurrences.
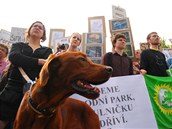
[105,66,113,74]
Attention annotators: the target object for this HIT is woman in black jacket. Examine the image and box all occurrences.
[0,21,53,129]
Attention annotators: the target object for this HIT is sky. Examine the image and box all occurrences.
[1,0,172,52]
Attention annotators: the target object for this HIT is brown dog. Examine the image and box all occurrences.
[13,52,112,129]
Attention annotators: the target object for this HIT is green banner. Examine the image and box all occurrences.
[144,74,172,129]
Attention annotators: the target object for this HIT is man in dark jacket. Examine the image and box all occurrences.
[101,33,133,77]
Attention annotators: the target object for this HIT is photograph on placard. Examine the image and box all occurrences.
[88,16,106,36]
[109,18,129,32]
[125,43,134,57]
[49,29,65,50]
[85,45,102,58]
[121,31,131,43]
[85,33,103,44]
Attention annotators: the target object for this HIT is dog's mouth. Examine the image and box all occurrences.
[72,80,100,99]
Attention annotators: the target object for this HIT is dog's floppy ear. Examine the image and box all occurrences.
[39,55,60,87]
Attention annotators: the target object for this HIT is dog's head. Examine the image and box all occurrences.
[39,52,112,99]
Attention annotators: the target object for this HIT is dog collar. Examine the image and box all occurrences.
[27,82,69,118]
[28,94,55,118]
[27,82,55,118]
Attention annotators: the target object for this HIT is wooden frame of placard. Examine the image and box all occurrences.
[81,33,106,64]
[88,16,106,36]
[109,18,135,58]
[48,29,65,50]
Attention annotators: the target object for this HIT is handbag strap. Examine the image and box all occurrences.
[18,67,33,83]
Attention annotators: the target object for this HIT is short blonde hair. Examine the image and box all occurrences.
[70,32,82,42]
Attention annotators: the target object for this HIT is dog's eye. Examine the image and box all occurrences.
[79,58,86,62]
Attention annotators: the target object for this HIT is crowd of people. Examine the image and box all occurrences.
[102,31,170,77]
[0,21,171,129]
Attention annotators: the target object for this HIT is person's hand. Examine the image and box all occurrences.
[140,69,147,75]
[133,65,140,74]
[38,59,47,65]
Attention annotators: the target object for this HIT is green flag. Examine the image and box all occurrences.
[144,74,172,129]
